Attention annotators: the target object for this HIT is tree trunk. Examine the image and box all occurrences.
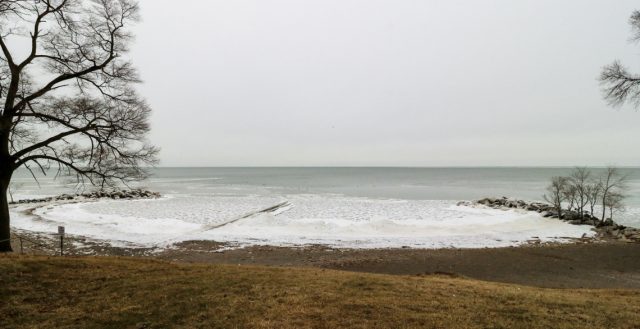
[601,193,607,222]
[555,199,562,219]
[0,174,10,252]
[0,122,12,252]
[609,207,613,222]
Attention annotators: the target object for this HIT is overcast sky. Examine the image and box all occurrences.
[130,0,640,167]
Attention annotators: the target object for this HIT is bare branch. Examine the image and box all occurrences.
[2,0,157,189]
[600,10,640,109]
[600,61,640,108]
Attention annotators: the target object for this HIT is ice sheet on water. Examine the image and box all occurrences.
[9,193,596,249]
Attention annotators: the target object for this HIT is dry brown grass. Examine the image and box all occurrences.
[1,255,639,329]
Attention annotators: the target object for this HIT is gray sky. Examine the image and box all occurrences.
[131,0,640,167]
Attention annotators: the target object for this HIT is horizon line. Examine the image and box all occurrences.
[150,165,640,169]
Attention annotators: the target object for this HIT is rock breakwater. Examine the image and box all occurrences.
[458,197,640,243]
[10,189,161,205]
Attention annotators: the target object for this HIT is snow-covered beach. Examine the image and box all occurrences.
[11,167,626,251]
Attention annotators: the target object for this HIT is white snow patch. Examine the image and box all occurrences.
[10,194,595,249]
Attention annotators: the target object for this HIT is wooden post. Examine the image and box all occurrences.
[58,226,65,256]
[19,236,23,254]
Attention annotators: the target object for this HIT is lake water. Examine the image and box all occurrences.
[9,167,640,249]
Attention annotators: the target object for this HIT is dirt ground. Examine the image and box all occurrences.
[154,240,640,289]
[10,230,640,289]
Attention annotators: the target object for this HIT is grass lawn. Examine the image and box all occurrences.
[1,255,639,328]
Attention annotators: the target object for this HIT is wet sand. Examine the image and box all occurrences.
[158,241,640,289]
[10,229,640,289]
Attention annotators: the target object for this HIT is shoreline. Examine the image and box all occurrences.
[157,240,640,289]
[9,229,640,289]
[7,193,640,289]
[9,193,610,250]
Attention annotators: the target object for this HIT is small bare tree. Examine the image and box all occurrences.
[568,167,590,218]
[604,191,625,222]
[600,10,640,108]
[585,181,602,220]
[562,184,578,214]
[544,176,568,219]
[599,167,628,223]
[0,0,158,252]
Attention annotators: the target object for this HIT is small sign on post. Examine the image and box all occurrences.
[58,226,65,256]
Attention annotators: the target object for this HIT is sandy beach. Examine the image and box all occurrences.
[159,241,640,289]
[10,230,640,289]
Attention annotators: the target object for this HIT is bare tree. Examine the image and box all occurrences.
[544,176,568,219]
[599,167,628,223]
[0,0,158,252]
[585,181,602,220]
[600,10,640,108]
[568,167,590,219]
[604,191,625,223]
[562,183,578,214]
